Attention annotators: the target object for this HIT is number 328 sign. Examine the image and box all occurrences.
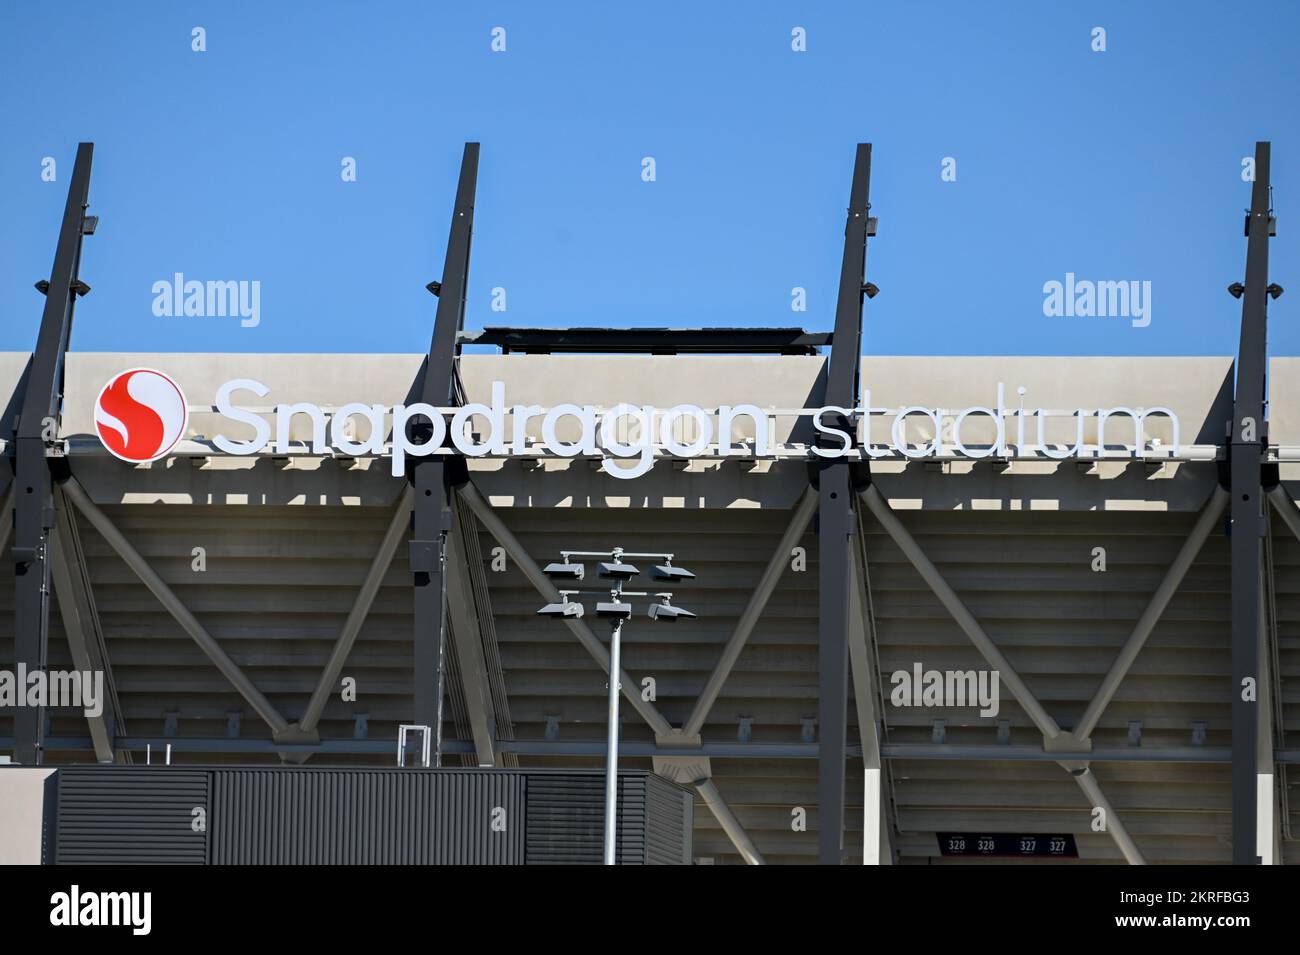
[938,833,1078,858]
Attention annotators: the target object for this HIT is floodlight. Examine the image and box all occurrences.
[533,542,702,867]
[1268,283,1284,300]
[652,562,695,582]
[598,560,640,580]
[543,561,585,581]
[1228,282,1245,299]
[647,594,696,622]
[537,601,584,618]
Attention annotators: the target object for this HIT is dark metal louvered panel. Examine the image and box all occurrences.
[524,772,692,864]
[525,773,608,864]
[643,774,693,865]
[54,767,209,864]
[208,768,525,864]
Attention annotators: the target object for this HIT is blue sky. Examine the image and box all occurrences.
[1,1,1296,357]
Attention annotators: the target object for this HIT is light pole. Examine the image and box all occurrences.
[538,548,696,865]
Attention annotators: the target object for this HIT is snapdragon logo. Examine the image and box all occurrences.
[50,886,151,935]
[94,368,188,463]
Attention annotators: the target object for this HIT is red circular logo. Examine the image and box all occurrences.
[94,368,189,463]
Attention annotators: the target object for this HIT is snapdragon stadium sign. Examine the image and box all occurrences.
[93,369,1182,479]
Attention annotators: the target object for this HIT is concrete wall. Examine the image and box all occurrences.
[0,768,56,864]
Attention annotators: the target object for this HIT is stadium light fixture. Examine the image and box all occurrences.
[598,560,640,580]
[652,561,695,582]
[596,600,633,619]
[537,600,585,618]
[543,560,586,581]
[532,544,696,865]
[647,593,696,622]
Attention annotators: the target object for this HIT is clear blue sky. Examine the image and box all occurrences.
[1,1,1296,357]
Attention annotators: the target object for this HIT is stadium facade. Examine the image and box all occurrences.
[0,142,1296,865]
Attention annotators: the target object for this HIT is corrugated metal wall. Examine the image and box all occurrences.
[55,767,209,864]
[210,768,526,864]
[50,767,691,864]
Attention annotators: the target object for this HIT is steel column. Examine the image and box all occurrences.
[0,486,14,567]
[1257,574,1278,862]
[13,143,94,764]
[816,143,874,864]
[848,538,892,863]
[410,143,478,761]
[1227,141,1273,864]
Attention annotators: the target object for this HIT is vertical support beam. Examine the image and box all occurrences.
[445,503,499,766]
[0,486,14,566]
[1257,572,1277,863]
[14,143,94,764]
[848,543,891,864]
[411,143,478,762]
[818,462,852,865]
[817,143,873,864]
[1228,141,1272,864]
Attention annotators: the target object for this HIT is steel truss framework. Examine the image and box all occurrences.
[4,141,1292,865]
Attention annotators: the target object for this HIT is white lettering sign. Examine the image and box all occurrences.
[99,372,1182,478]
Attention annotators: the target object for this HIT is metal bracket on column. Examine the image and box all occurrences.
[13,143,95,765]
[816,143,875,864]
[1223,141,1274,864]
[410,143,479,766]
